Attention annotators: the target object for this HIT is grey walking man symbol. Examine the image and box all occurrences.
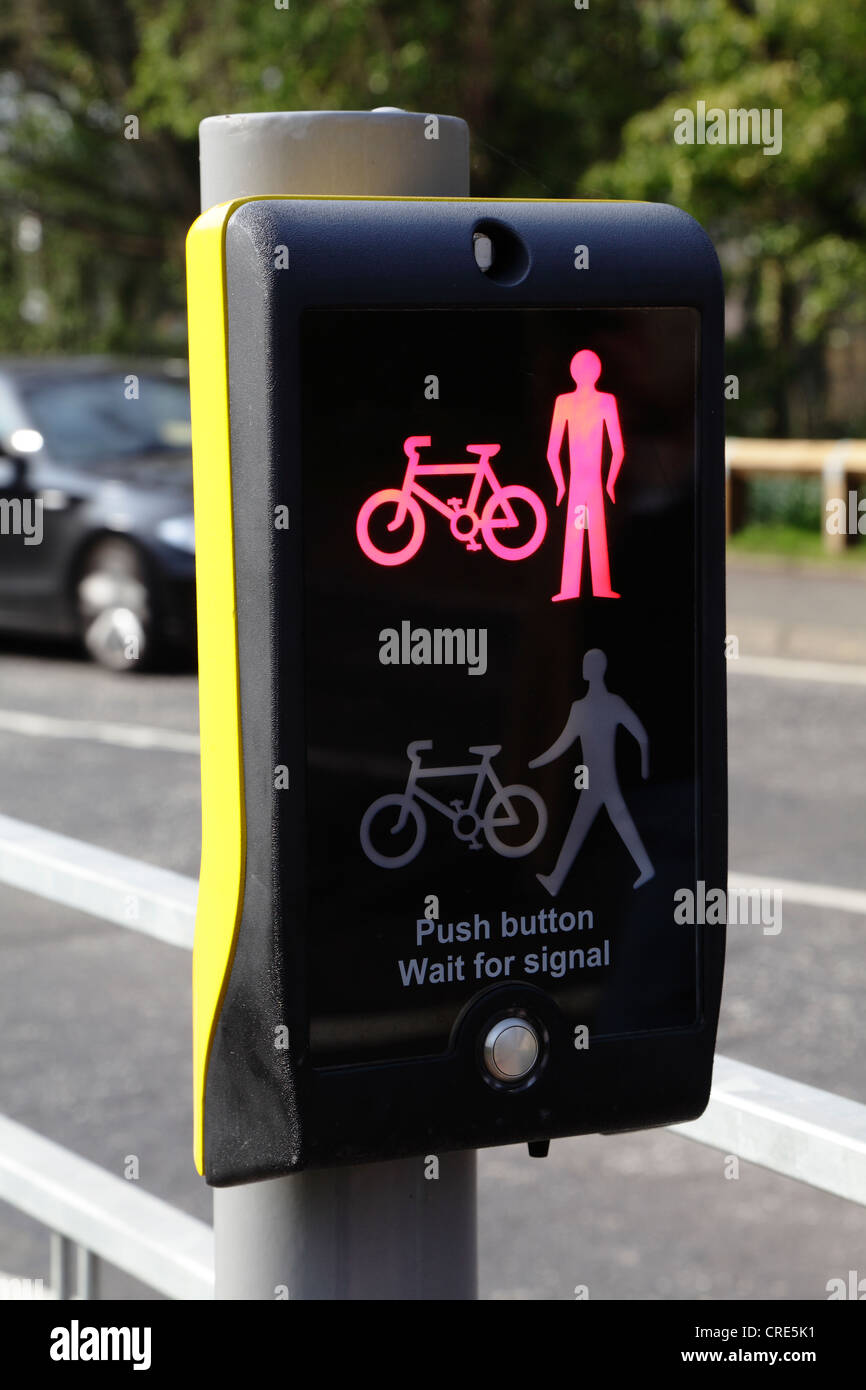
[530,648,655,896]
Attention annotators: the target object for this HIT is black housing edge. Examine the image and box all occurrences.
[202,197,727,1186]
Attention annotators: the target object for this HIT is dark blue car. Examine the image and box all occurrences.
[0,358,195,670]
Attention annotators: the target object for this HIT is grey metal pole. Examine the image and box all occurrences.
[199,108,469,208]
[201,108,477,1301]
[213,1153,477,1301]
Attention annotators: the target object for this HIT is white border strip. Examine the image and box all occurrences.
[672,1055,866,1206]
[0,708,199,753]
[0,814,196,949]
[0,1114,213,1299]
[730,655,866,686]
[729,870,866,917]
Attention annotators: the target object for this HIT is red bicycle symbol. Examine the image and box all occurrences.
[356,435,548,567]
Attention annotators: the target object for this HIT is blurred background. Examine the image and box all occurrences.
[2,0,866,575]
[0,0,864,1300]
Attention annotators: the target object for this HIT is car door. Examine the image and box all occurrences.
[0,374,42,623]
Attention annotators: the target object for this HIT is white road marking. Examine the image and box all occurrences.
[729,871,866,917]
[0,812,196,948]
[0,695,864,920]
[0,800,861,954]
[730,654,866,686]
[0,708,199,754]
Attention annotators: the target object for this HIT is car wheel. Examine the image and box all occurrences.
[75,538,157,672]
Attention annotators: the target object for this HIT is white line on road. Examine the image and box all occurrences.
[730,654,866,686]
[729,871,866,917]
[0,708,199,754]
[0,809,862,953]
[0,654,860,754]
[0,813,197,948]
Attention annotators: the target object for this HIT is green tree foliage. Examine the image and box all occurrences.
[0,0,864,437]
[0,1,664,352]
[583,1,866,435]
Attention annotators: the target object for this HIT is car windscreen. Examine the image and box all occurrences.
[19,374,191,463]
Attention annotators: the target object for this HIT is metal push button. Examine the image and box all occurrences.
[483,1017,540,1083]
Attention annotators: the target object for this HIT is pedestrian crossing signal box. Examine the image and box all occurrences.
[187,196,726,1185]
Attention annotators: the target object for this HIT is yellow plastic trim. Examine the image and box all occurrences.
[186,200,248,1174]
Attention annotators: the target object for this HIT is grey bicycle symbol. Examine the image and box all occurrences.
[360,739,548,869]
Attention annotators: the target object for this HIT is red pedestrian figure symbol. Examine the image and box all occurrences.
[546,349,623,601]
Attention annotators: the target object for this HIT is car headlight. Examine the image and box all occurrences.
[157,514,195,554]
